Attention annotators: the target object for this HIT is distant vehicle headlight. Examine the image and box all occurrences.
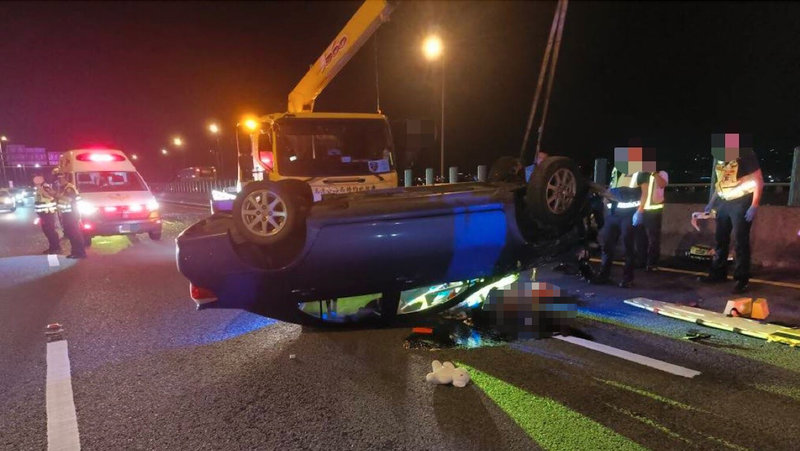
[77,200,98,215]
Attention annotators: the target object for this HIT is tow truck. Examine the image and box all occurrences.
[176,0,592,325]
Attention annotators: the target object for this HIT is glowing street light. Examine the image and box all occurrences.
[131,154,139,160]
[243,118,259,132]
[161,148,169,156]
[208,123,220,134]
[422,34,445,177]
[172,137,183,147]
[0,136,7,142]
[422,35,443,61]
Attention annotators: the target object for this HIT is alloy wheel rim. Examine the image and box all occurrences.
[241,189,288,237]
[545,168,576,214]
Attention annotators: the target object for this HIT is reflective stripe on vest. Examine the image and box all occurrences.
[715,159,756,200]
[644,173,664,210]
[607,200,641,210]
[57,183,80,213]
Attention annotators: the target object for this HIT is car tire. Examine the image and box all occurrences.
[232,180,300,246]
[488,156,525,183]
[525,156,585,227]
[148,231,162,241]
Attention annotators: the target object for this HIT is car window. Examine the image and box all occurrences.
[76,171,148,192]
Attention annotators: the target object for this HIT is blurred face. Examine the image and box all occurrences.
[711,133,751,162]
[614,147,656,173]
[33,175,45,185]
[535,151,549,165]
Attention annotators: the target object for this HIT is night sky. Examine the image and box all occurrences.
[1,1,799,181]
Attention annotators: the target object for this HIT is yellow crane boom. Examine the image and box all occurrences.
[287,0,395,113]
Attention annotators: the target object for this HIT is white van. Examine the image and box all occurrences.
[58,149,162,246]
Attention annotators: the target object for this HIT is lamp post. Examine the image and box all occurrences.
[0,135,8,187]
[422,35,444,177]
[208,123,222,176]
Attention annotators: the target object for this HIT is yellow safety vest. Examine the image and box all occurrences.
[715,159,756,201]
[643,173,664,211]
[607,170,642,210]
[57,182,81,213]
[34,185,57,214]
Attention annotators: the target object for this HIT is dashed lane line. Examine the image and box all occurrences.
[47,254,60,267]
[554,335,702,378]
[46,340,80,451]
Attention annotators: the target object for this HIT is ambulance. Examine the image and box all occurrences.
[58,149,162,246]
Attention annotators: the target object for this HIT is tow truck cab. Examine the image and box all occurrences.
[241,112,399,200]
[58,149,162,245]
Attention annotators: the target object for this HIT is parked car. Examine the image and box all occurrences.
[176,166,217,182]
[0,188,17,212]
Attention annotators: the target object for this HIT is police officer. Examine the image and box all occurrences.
[33,174,61,254]
[635,169,669,271]
[699,134,762,293]
[593,160,650,288]
[54,168,87,259]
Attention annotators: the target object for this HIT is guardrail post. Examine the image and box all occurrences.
[425,168,434,185]
[477,165,488,182]
[449,166,458,184]
[789,147,800,207]
[593,158,608,184]
[404,169,413,187]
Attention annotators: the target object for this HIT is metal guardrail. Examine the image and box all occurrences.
[149,179,236,195]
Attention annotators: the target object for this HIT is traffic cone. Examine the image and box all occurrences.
[751,298,769,320]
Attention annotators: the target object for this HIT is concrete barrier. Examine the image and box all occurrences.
[660,203,800,270]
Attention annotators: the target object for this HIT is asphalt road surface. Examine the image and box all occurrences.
[2,200,799,450]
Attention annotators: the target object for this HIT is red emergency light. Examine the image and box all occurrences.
[76,153,126,162]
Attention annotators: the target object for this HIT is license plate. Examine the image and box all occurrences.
[119,224,132,233]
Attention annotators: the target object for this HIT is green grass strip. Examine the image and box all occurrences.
[577,311,800,374]
[596,378,707,413]
[603,402,691,445]
[461,363,644,451]
[753,383,800,402]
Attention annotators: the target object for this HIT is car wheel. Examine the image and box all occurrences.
[525,156,585,227]
[148,231,162,241]
[232,180,300,246]
[488,156,525,183]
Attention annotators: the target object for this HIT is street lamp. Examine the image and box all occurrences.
[0,135,8,185]
[131,154,139,161]
[422,35,445,177]
[208,123,223,175]
[161,148,168,156]
[172,137,183,147]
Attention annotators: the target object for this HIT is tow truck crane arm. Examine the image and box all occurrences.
[287,0,395,113]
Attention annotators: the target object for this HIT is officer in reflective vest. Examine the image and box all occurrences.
[54,168,87,259]
[634,170,668,271]
[593,168,649,288]
[33,174,62,254]
[699,139,762,294]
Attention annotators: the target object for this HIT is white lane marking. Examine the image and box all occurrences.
[554,335,702,378]
[48,254,60,267]
[46,340,81,451]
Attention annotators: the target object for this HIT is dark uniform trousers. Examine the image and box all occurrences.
[710,193,753,281]
[635,210,662,267]
[61,211,86,256]
[39,213,61,251]
[599,207,637,283]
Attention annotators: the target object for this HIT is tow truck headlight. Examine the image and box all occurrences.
[77,200,98,215]
[146,200,159,211]
[211,190,236,201]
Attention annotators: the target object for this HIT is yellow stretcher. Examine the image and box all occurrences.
[624,297,800,347]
